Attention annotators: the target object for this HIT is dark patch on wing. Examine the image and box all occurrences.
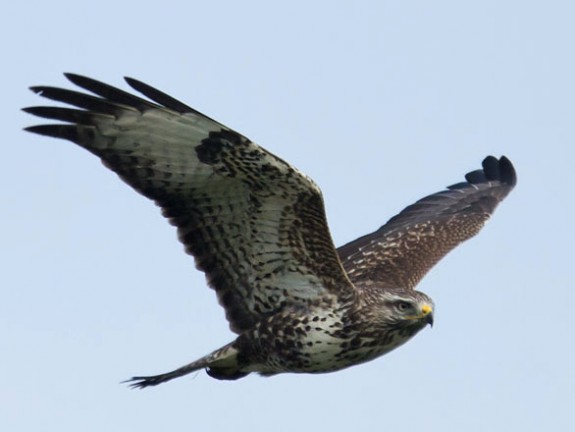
[196,130,243,166]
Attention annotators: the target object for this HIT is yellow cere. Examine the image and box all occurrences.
[421,304,433,315]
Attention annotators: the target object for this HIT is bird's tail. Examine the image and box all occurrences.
[125,341,246,388]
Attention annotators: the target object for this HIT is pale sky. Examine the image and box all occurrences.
[3,1,573,431]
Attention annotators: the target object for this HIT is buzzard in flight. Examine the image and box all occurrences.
[24,74,516,387]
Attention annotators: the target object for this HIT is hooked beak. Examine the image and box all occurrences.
[425,311,434,327]
[421,304,434,327]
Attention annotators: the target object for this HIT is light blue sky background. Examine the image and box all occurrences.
[3,1,573,431]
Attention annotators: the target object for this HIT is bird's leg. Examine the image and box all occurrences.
[125,364,201,388]
[124,341,241,388]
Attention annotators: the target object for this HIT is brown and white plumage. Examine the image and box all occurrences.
[24,74,516,387]
[338,156,516,290]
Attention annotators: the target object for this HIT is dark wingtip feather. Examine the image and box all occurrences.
[24,124,57,136]
[63,72,117,94]
[64,72,89,85]
[24,124,79,141]
[481,156,500,181]
[24,106,113,124]
[63,73,114,97]
[29,85,48,95]
[498,155,517,187]
[61,73,157,110]
[124,76,194,114]
[463,156,516,188]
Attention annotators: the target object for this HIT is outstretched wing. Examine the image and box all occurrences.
[24,74,354,333]
[337,156,516,290]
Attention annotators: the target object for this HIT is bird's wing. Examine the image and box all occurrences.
[337,156,516,290]
[24,74,355,334]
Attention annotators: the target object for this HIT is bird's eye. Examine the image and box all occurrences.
[396,301,412,312]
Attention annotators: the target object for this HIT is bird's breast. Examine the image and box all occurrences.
[245,306,420,375]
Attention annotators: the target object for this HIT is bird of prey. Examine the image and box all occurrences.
[24,74,516,388]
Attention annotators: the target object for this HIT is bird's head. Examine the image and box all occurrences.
[370,289,435,331]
